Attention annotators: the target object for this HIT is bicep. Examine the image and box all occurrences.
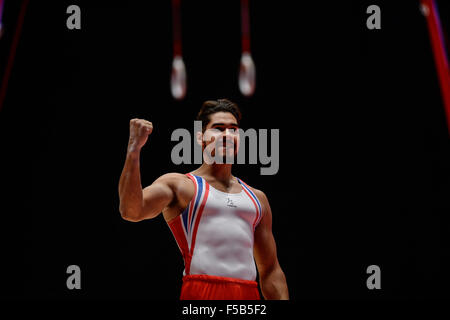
[141,175,176,219]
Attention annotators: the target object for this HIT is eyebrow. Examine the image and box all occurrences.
[211,123,239,128]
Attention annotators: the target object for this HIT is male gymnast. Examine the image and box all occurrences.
[118,99,289,300]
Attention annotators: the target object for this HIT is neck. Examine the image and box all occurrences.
[196,163,233,185]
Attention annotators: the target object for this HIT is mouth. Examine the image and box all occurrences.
[222,143,234,147]
[220,145,235,152]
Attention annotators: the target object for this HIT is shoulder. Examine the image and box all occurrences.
[153,173,195,207]
[153,172,192,190]
[154,172,189,182]
[251,187,266,200]
[239,180,268,204]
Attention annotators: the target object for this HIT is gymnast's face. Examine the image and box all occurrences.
[200,112,240,160]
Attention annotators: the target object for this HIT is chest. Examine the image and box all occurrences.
[201,188,258,226]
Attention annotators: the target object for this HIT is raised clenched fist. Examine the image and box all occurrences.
[128,118,153,153]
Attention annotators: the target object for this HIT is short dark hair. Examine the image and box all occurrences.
[196,99,242,132]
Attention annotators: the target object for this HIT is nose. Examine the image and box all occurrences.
[223,129,236,142]
[224,128,237,136]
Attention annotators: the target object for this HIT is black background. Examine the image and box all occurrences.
[0,0,449,304]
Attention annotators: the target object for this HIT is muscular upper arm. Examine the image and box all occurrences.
[141,173,183,220]
[252,189,281,277]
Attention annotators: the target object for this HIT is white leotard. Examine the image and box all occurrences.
[167,173,263,281]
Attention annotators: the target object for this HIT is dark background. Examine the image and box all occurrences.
[0,0,449,302]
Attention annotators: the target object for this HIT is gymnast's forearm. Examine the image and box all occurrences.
[118,149,144,221]
[260,267,289,300]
